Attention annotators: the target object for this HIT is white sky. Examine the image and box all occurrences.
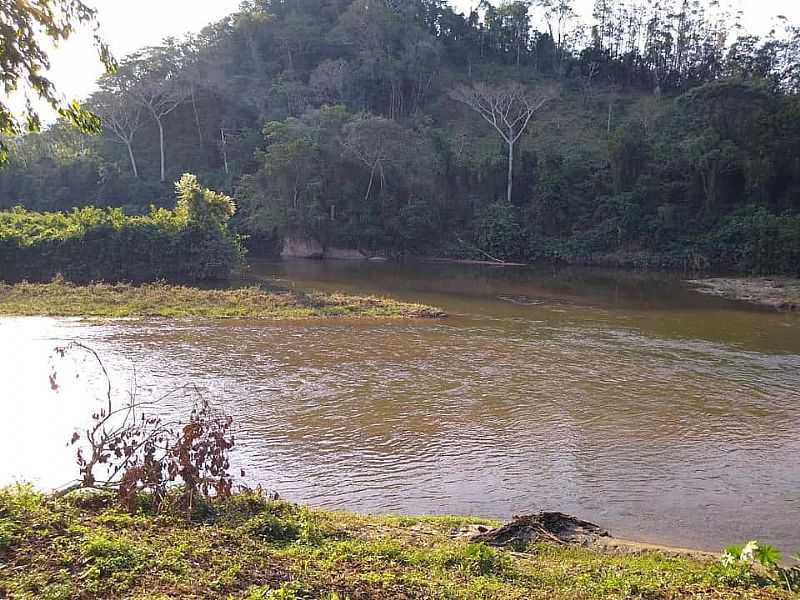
[31,0,800,114]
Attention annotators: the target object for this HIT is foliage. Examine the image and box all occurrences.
[1,0,800,272]
[49,342,237,516]
[0,280,446,318]
[80,532,144,592]
[474,201,525,261]
[0,0,115,163]
[0,174,243,282]
[0,488,793,599]
[719,540,800,595]
[704,207,800,275]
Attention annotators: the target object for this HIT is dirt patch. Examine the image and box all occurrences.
[687,277,800,311]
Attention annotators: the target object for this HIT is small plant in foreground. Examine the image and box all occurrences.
[52,343,236,517]
[719,540,799,593]
[438,542,510,577]
[81,532,144,592]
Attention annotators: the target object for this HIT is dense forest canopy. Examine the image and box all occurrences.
[1,0,799,272]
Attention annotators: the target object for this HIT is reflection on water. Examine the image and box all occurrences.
[1,261,799,552]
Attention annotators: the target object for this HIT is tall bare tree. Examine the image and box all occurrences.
[91,86,143,178]
[119,44,189,182]
[450,82,555,204]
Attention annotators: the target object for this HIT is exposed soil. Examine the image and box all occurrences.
[687,277,800,311]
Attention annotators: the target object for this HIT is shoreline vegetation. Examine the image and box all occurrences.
[0,280,446,319]
[0,486,793,600]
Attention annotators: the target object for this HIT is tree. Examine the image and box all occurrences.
[343,116,412,205]
[118,45,189,182]
[541,0,575,65]
[450,82,554,204]
[0,0,114,164]
[91,85,143,178]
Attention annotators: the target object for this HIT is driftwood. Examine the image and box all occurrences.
[471,512,610,550]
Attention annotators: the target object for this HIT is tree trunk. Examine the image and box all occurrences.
[157,118,166,182]
[506,140,514,204]
[191,88,204,144]
[365,159,379,203]
[125,141,139,178]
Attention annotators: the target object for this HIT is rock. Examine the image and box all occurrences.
[471,512,609,550]
[451,523,492,539]
[281,238,324,259]
[324,247,368,260]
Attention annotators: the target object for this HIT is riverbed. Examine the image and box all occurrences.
[1,260,798,553]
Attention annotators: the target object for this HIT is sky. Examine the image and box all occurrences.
[29,0,800,117]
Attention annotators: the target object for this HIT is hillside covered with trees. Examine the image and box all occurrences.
[1,0,799,273]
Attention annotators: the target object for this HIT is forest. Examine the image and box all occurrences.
[1,0,799,273]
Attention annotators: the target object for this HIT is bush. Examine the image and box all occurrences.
[474,202,524,261]
[0,174,245,283]
[704,206,800,274]
[245,503,329,546]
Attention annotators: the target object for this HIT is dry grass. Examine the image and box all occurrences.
[0,280,446,319]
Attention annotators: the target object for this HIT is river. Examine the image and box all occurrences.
[1,259,799,553]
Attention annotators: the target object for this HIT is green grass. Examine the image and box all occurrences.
[0,280,446,319]
[0,486,791,600]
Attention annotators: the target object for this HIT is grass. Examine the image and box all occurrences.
[0,486,792,600]
[0,280,446,319]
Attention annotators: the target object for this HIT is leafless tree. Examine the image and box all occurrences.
[92,88,143,178]
[120,45,190,182]
[450,82,555,204]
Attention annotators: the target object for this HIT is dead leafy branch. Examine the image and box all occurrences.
[50,342,236,515]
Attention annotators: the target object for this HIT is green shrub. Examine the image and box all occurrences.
[435,542,510,577]
[245,502,329,546]
[474,202,524,261]
[0,174,244,283]
[247,511,302,543]
[80,532,144,592]
[704,206,800,274]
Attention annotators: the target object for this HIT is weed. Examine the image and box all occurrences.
[436,542,510,577]
[81,532,144,592]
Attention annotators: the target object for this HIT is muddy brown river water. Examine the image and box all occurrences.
[1,260,799,552]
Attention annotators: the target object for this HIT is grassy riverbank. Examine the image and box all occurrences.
[0,487,791,600]
[0,280,445,319]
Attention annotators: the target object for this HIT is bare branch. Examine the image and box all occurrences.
[449,81,556,203]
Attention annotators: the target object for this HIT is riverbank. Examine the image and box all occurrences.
[0,280,445,319]
[0,487,791,600]
[687,278,800,311]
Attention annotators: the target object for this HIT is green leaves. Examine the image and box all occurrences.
[719,539,795,594]
[0,174,243,283]
[0,0,115,165]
